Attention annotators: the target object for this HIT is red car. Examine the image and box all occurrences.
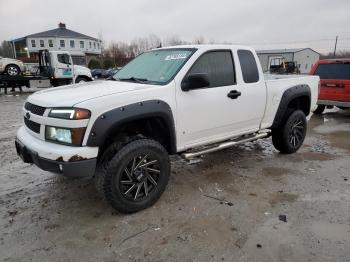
[310,59,350,114]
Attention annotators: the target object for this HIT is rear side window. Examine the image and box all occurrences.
[188,51,235,88]
[238,50,259,83]
[314,63,350,80]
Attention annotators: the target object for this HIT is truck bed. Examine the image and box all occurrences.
[260,73,319,129]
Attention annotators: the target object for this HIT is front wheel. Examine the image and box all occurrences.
[75,77,88,83]
[272,110,307,154]
[95,139,170,213]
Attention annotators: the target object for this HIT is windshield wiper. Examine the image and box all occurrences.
[117,77,148,83]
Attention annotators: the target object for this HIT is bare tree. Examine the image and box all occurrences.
[321,50,350,59]
[193,36,206,44]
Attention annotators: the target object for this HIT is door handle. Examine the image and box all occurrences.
[227,90,241,99]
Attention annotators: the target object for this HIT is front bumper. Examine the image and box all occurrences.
[16,126,98,178]
[318,100,350,108]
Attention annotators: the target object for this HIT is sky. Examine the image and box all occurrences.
[0,0,349,54]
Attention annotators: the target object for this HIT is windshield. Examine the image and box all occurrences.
[113,48,195,84]
[314,63,350,80]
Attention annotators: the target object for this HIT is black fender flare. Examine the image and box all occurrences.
[86,100,177,153]
[272,84,311,129]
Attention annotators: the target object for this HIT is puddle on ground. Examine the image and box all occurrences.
[286,151,336,162]
[299,151,335,161]
[325,131,350,152]
[262,167,292,177]
[268,192,299,206]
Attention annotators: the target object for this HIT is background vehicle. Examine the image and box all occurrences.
[310,59,350,114]
[91,68,107,79]
[0,50,92,93]
[0,56,26,76]
[91,68,120,79]
[269,57,299,74]
[15,45,319,213]
[105,68,120,78]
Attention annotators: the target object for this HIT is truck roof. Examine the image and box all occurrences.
[156,44,256,52]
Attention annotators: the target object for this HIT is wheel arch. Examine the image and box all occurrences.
[86,100,177,155]
[272,84,311,129]
[75,75,92,82]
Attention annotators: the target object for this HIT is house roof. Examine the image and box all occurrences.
[12,23,98,42]
[257,48,320,55]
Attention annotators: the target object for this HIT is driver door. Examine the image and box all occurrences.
[175,49,265,150]
[54,53,73,80]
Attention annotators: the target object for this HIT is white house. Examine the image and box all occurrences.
[257,48,320,74]
[12,23,102,65]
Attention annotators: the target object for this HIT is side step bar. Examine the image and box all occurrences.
[182,132,270,159]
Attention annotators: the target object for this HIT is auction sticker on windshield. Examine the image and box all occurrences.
[165,53,188,60]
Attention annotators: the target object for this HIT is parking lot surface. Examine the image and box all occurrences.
[0,93,349,262]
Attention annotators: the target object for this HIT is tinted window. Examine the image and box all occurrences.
[238,50,259,83]
[314,63,350,80]
[57,54,71,65]
[187,51,235,88]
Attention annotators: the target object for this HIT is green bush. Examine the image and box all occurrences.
[88,59,101,69]
[102,58,114,69]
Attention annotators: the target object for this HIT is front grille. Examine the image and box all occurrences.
[24,102,46,116]
[24,117,40,133]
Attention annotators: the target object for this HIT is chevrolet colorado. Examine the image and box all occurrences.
[15,45,319,213]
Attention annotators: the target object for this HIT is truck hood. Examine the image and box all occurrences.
[27,80,152,107]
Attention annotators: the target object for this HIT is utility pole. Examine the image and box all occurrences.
[333,36,338,58]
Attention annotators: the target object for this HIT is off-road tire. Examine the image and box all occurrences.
[313,105,325,114]
[95,138,170,213]
[5,64,20,76]
[272,110,307,154]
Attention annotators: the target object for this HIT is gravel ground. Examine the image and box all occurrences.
[0,92,349,262]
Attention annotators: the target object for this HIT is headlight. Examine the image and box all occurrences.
[45,126,86,145]
[48,108,91,120]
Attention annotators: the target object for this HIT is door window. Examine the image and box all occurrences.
[187,51,235,88]
[57,54,71,65]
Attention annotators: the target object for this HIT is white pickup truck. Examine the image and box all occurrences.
[15,45,319,213]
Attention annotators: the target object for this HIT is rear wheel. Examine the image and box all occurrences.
[313,105,325,114]
[95,138,170,213]
[5,64,20,76]
[272,110,307,154]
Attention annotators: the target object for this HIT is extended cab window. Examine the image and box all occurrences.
[57,54,71,65]
[238,50,259,83]
[187,51,235,88]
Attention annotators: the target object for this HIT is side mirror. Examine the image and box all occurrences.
[181,73,210,91]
